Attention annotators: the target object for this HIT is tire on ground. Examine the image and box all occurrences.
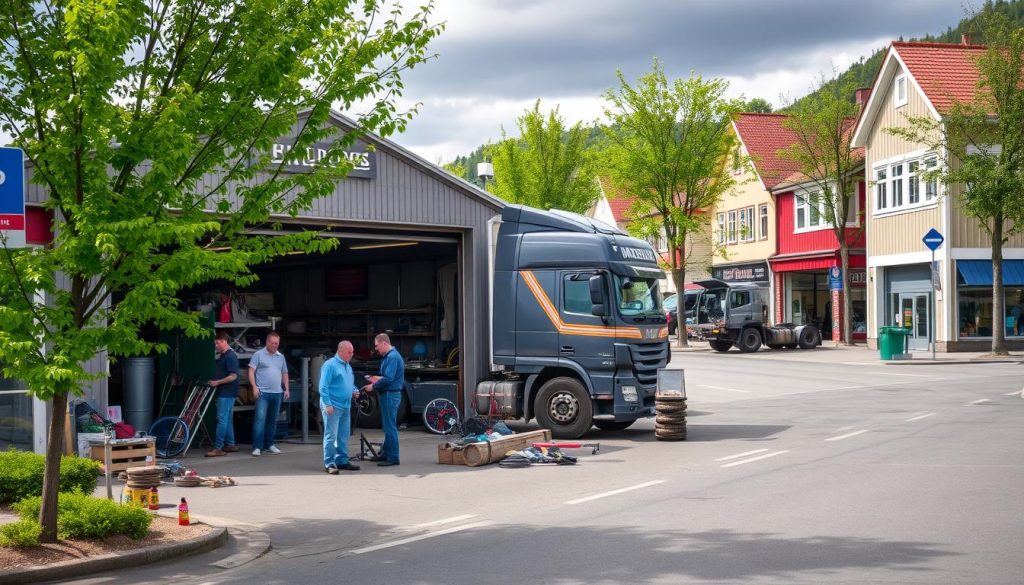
[798,326,821,349]
[737,327,762,353]
[709,340,733,353]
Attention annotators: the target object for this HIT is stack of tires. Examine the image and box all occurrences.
[654,395,687,441]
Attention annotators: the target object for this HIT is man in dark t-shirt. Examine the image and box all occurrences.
[206,332,240,457]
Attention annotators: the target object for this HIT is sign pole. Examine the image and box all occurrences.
[932,248,936,361]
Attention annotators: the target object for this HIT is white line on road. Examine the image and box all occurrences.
[720,450,790,468]
[713,448,769,462]
[825,429,869,442]
[566,480,666,505]
[409,514,477,530]
[350,521,493,554]
[967,398,993,405]
[1004,389,1024,396]
[697,384,752,393]
[905,412,937,422]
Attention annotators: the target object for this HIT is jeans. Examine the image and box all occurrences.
[380,391,402,462]
[321,405,352,467]
[213,396,236,449]
[252,391,284,450]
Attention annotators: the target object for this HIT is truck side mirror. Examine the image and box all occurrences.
[589,275,607,316]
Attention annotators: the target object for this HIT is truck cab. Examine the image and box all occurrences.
[480,205,671,438]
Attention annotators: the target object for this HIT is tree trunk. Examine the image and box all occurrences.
[39,390,68,543]
[840,246,853,345]
[672,261,689,348]
[991,220,1008,355]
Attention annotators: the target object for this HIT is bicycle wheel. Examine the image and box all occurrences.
[422,398,460,435]
[149,416,190,458]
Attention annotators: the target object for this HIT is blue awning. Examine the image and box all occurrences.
[956,260,1024,286]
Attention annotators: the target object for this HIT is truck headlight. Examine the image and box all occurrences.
[621,386,638,403]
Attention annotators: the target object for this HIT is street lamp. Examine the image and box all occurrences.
[477,161,493,190]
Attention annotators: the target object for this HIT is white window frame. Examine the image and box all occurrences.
[794,191,828,233]
[716,212,725,244]
[727,210,737,244]
[872,150,942,216]
[738,206,754,242]
[758,204,769,240]
[894,74,908,108]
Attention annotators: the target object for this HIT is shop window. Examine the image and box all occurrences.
[960,287,1024,338]
[0,370,32,451]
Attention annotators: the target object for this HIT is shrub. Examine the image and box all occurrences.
[0,520,41,548]
[0,449,100,505]
[12,492,151,540]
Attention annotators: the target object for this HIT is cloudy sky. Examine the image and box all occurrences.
[385,0,971,164]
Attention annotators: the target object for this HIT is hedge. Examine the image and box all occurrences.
[0,449,101,505]
[11,492,152,541]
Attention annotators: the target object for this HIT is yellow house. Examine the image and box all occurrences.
[712,114,804,314]
[851,39,1024,351]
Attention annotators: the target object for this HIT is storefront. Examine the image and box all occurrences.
[770,253,866,341]
[954,260,1024,346]
[880,264,933,351]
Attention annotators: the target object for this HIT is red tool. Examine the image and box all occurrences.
[532,442,600,455]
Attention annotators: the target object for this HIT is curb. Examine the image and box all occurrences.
[0,524,228,585]
[885,359,1024,366]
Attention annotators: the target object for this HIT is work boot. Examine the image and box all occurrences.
[205,449,225,457]
[337,462,360,471]
[223,445,239,453]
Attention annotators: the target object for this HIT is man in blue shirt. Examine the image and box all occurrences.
[362,333,405,466]
[206,332,239,457]
[319,340,361,473]
[248,331,289,457]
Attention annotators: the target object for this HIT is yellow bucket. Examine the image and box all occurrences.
[123,486,149,507]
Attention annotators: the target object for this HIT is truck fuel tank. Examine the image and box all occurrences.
[475,380,524,418]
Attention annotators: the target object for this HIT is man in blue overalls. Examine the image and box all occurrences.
[362,333,404,466]
[319,340,360,473]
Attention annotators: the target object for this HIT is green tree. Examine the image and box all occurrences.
[778,73,863,345]
[601,60,740,348]
[488,100,600,213]
[0,0,441,542]
[743,97,774,113]
[888,9,1024,355]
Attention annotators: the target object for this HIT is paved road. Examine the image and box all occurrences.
[68,353,1024,584]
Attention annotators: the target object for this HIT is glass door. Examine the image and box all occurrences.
[897,293,930,351]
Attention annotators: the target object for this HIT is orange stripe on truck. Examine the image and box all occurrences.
[521,271,643,339]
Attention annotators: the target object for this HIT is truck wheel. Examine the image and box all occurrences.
[709,340,732,352]
[737,328,762,353]
[535,377,593,439]
[594,420,635,432]
[798,326,821,349]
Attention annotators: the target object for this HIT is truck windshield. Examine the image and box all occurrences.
[613,276,662,317]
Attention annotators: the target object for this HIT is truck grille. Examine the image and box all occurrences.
[630,342,668,387]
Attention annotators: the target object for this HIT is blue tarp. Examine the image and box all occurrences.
[956,260,1024,286]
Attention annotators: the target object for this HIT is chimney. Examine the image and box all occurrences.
[855,87,872,113]
[961,32,973,45]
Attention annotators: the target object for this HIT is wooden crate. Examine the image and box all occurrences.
[438,429,552,467]
[89,438,156,474]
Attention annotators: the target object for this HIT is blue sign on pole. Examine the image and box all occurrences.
[0,147,26,249]
[828,265,843,290]
[922,228,944,251]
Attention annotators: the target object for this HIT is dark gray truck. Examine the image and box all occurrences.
[691,278,821,353]
[475,205,671,439]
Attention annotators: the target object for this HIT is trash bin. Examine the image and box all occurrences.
[890,327,911,357]
[879,326,911,360]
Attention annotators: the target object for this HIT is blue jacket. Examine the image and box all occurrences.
[319,355,357,409]
[373,348,405,393]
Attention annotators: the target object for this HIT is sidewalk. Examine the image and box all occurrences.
[670,338,1024,365]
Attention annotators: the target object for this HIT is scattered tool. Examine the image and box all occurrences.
[350,390,383,461]
[532,441,600,455]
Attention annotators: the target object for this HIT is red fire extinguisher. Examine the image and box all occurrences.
[178,497,190,526]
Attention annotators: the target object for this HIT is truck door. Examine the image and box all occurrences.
[558,271,608,376]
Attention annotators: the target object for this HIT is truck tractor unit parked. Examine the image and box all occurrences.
[691,279,821,353]
[475,205,671,439]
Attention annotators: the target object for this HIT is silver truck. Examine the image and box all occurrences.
[691,279,821,353]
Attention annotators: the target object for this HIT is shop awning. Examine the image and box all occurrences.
[956,260,1024,286]
[769,250,866,273]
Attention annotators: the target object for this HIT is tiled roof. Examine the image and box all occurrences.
[732,113,804,190]
[597,176,637,223]
[892,41,987,113]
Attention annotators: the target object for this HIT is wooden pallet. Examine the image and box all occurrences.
[89,439,156,474]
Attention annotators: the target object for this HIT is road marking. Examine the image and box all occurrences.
[1004,389,1024,396]
[566,480,666,505]
[698,384,752,393]
[714,448,769,462]
[720,450,789,468]
[350,521,493,554]
[409,514,477,530]
[905,412,937,422]
[825,429,869,442]
[967,398,992,405]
